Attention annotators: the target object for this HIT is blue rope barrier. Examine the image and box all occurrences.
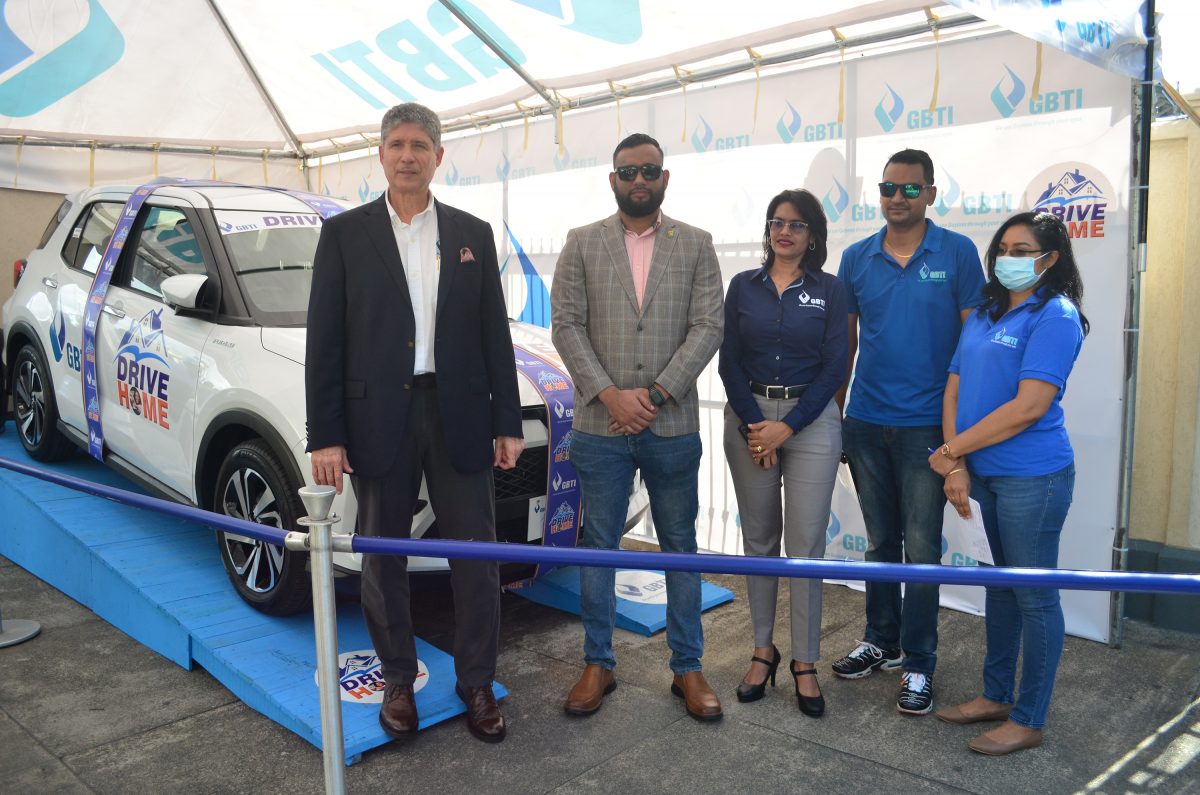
[0,456,288,546]
[3,455,1199,596]
[353,536,1200,596]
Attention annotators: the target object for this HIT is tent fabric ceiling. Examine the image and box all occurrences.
[0,0,1149,160]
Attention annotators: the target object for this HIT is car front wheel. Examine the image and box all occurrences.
[12,343,73,461]
[213,439,311,615]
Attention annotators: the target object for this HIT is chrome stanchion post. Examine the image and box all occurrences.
[293,485,346,795]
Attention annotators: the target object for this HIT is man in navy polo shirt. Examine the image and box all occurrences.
[832,148,985,716]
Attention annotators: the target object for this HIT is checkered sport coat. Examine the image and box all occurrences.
[550,212,724,436]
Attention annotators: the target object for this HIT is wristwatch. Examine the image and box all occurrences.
[648,385,667,407]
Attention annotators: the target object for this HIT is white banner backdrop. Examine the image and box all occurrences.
[299,29,1131,641]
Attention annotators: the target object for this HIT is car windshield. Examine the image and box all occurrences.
[215,209,322,326]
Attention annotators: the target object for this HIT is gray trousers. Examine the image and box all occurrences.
[352,386,500,688]
[723,397,841,663]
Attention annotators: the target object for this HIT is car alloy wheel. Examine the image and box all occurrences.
[214,439,310,615]
[12,344,73,461]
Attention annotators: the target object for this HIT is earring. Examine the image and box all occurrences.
[808,242,816,251]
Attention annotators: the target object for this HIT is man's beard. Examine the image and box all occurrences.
[614,185,665,218]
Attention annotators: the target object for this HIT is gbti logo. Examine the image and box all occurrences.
[873,84,904,132]
[990,65,1026,118]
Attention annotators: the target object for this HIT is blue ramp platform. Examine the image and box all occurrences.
[510,565,735,635]
[0,426,504,764]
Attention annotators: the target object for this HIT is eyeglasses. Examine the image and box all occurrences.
[767,219,809,234]
[614,164,664,181]
[878,181,929,199]
[997,248,1044,257]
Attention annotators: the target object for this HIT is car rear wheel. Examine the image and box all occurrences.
[12,343,73,461]
[214,439,311,615]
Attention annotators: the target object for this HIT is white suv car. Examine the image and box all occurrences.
[3,183,646,614]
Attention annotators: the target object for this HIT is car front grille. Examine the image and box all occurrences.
[494,446,547,502]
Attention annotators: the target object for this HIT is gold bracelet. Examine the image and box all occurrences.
[946,467,965,476]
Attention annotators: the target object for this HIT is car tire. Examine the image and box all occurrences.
[213,438,311,615]
[11,343,74,462]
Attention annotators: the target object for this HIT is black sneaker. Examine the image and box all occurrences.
[831,641,903,680]
[897,671,934,715]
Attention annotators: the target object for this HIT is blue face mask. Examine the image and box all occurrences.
[994,253,1050,291]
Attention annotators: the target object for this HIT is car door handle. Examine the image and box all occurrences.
[41,276,58,289]
[102,305,126,319]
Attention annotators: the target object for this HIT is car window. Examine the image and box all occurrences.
[61,201,122,275]
[215,210,320,326]
[39,199,72,249]
[120,206,207,300]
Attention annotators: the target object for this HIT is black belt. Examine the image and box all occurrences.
[749,381,807,399]
[413,373,437,389]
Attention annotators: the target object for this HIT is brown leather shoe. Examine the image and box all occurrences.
[564,664,617,716]
[455,683,506,743]
[936,700,1013,725]
[379,683,419,740]
[671,672,723,722]
[968,724,1044,756]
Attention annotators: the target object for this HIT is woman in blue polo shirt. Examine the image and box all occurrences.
[927,211,1087,755]
[719,188,848,717]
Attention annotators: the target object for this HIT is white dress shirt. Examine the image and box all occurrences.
[386,192,440,374]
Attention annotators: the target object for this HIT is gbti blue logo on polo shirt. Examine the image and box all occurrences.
[918,263,947,283]
[0,0,125,117]
[991,327,1020,349]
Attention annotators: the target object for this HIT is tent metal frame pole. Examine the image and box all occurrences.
[204,0,306,159]
[0,138,300,161]
[1111,0,1156,649]
[436,0,559,109]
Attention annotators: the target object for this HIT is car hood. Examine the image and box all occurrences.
[259,323,564,407]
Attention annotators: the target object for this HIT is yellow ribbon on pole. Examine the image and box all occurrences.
[210,147,218,181]
[1032,42,1044,101]
[673,66,692,143]
[88,141,96,187]
[747,48,762,134]
[609,81,624,139]
[13,135,24,187]
[151,143,160,178]
[515,102,530,152]
[832,28,847,125]
[261,150,269,185]
[554,90,565,157]
[925,7,941,112]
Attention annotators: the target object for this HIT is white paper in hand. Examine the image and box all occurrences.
[942,499,994,566]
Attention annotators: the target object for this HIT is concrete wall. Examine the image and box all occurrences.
[1130,115,1200,552]
[0,188,67,311]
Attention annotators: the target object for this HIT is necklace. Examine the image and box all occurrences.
[884,240,916,259]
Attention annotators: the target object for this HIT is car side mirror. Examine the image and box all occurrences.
[161,274,210,311]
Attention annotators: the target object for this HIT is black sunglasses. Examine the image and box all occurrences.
[615,164,664,181]
[878,181,930,199]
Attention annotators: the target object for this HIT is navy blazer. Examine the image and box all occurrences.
[304,195,522,478]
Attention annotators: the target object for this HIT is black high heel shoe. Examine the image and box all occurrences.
[736,645,781,703]
[791,661,825,718]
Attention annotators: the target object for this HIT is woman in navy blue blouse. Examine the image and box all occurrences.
[718,189,848,717]
[929,212,1087,755]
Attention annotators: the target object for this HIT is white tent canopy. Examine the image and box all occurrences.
[0,0,1153,170]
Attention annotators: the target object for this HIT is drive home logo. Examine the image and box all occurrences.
[553,431,572,463]
[113,309,171,430]
[0,0,125,116]
[548,502,576,534]
[614,570,668,604]
[323,650,429,703]
[1026,163,1113,239]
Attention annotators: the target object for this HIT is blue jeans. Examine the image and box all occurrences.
[972,464,1074,729]
[569,429,704,674]
[842,417,946,674]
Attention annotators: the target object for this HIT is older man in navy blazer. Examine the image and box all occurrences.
[306,103,523,745]
[552,133,724,721]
